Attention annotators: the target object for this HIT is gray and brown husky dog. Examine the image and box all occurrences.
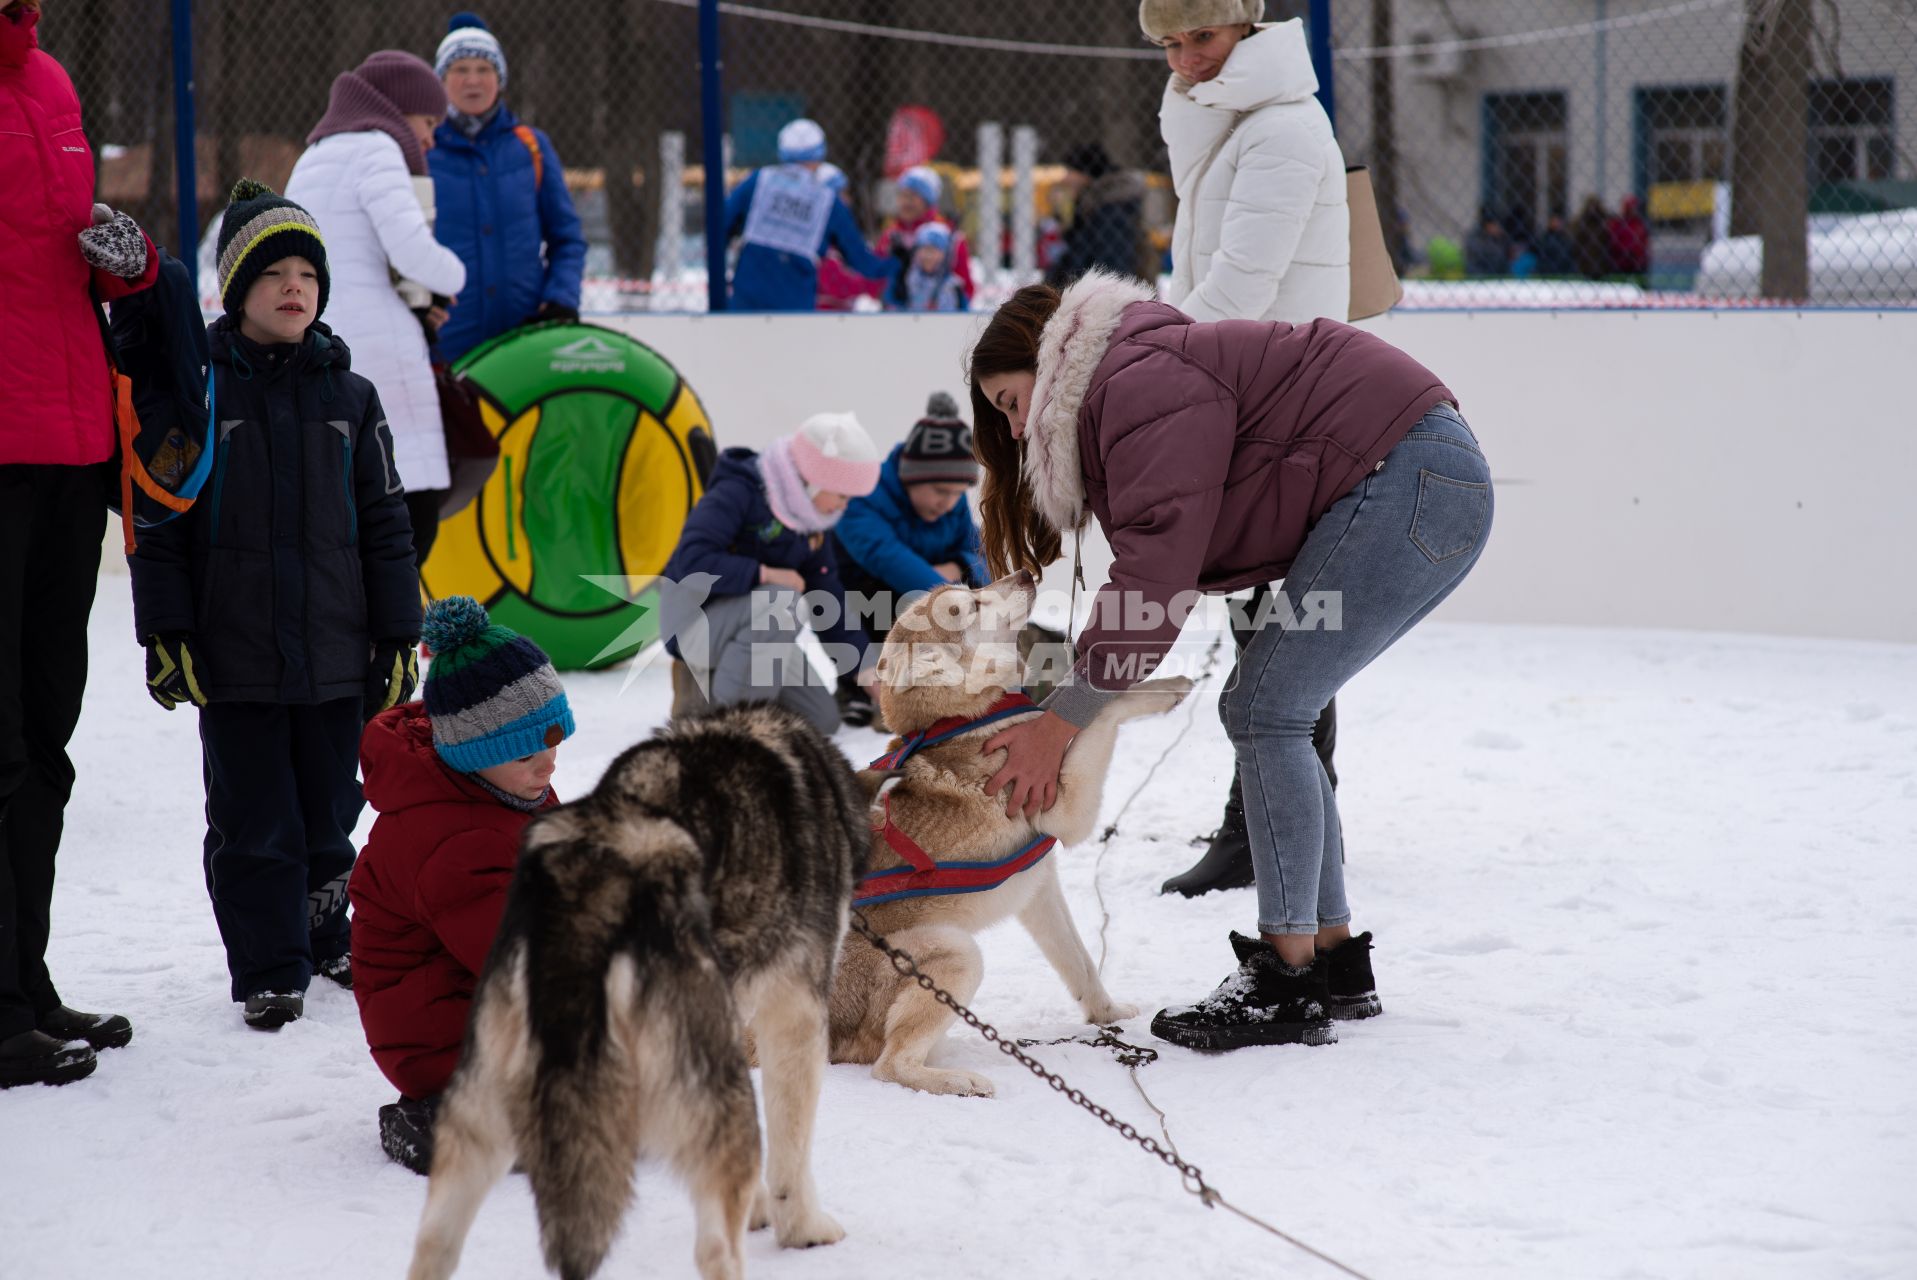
[406,704,870,1280]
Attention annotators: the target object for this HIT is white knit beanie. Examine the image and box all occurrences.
[789,412,881,497]
[435,14,508,87]
[1138,0,1264,40]
[777,118,828,164]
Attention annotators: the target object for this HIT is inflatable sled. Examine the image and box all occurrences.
[422,323,717,670]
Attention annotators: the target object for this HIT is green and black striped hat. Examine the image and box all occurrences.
[216,177,329,319]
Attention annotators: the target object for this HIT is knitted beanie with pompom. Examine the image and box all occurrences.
[421,596,574,772]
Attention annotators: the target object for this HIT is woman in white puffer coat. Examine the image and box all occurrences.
[1141,2,1349,899]
[1143,1,1349,324]
[286,51,467,568]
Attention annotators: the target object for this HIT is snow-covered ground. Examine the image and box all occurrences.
[5,585,1915,1279]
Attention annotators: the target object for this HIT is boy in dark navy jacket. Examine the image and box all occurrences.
[129,181,421,1030]
[659,412,882,733]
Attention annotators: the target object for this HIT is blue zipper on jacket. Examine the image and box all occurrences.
[342,436,357,545]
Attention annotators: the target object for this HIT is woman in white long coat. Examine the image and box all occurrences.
[287,50,467,568]
[1140,1,1348,897]
[1144,1,1349,323]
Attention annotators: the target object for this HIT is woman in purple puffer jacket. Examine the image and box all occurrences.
[968,269,1493,1053]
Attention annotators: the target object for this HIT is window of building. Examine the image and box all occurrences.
[1482,91,1569,229]
[1808,78,1895,185]
[1642,86,1729,185]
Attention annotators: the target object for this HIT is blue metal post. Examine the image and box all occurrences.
[170,0,198,285]
[699,0,727,312]
[1307,0,1335,128]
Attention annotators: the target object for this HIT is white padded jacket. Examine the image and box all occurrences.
[286,130,467,493]
[1161,19,1350,324]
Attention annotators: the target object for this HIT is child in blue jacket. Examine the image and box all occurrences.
[660,413,883,733]
[830,394,987,724]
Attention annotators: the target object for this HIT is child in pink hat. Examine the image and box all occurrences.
[660,412,884,732]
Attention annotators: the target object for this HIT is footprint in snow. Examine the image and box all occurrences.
[1466,729,1523,750]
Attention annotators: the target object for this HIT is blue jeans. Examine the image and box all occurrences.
[1220,403,1493,936]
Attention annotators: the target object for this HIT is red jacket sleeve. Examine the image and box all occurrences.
[91,229,160,302]
[413,828,520,978]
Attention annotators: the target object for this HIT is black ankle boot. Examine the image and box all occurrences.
[39,1005,133,1050]
[379,1095,440,1176]
[1161,774,1254,897]
[1150,932,1335,1051]
[1320,932,1382,1020]
[0,1028,98,1088]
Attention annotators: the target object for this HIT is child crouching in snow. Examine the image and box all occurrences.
[347,596,574,1175]
[659,412,883,731]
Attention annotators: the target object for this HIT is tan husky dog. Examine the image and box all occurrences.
[830,570,1191,1096]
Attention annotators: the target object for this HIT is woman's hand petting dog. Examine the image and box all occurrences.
[983,710,1078,819]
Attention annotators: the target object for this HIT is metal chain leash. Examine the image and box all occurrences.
[1013,1024,1159,1070]
[846,908,1376,1280]
[846,909,1204,1186]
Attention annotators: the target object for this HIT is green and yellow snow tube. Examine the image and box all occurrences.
[422,323,717,670]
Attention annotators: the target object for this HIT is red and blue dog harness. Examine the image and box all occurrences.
[855,692,1059,908]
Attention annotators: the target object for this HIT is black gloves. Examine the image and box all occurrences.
[145,634,209,710]
[365,639,420,721]
[530,301,579,326]
[79,204,152,280]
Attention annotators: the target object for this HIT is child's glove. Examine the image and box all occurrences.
[145,634,209,710]
[79,204,152,280]
[364,639,420,721]
[530,301,579,325]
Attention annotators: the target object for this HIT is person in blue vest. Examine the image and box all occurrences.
[428,13,586,363]
[723,118,896,312]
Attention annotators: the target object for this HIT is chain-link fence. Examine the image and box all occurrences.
[37,0,1917,312]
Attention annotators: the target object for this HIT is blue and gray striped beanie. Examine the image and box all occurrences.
[421,596,574,772]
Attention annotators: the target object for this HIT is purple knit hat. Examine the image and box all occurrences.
[308,51,447,175]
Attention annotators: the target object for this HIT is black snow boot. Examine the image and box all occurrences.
[379,1095,440,1176]
[836,672,876,729]
[1161,773,1254,897]
[243,991,304,1031]
[1150,932,1335,1051]
[316,954,353,990]
[1320,931,1382,1020]
[0,1028,98,1088]
[38,1005,133,1050]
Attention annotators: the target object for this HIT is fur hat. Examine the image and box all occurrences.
[1138,0,1264,40]
[355,49,449,118]
[216,178,329,319]
[897,165,942,209]
[420,596,575,773]
[777,118,828,164]
[898,392,977,487]
[435,12,508,87]
[789,412,881,497]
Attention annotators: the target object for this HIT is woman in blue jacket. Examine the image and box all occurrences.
[428,14,587,363]
[659,414,883,734]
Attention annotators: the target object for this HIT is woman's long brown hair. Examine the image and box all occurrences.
[968,283,1063,578]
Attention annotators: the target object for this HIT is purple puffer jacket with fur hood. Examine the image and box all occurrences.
[1024,272,1454,724]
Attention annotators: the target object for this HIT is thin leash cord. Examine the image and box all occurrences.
[1078,625,1378,1280]
[1093,630,1226,974]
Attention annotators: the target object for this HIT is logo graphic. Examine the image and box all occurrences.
[548,334,629,374]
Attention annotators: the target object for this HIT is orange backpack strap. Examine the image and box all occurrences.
[514,126,543,191]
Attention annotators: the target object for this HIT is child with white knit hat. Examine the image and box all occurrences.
[659,412,884,732]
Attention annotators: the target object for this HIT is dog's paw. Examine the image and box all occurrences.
[775,1207,845,1249]
[748,1182,771,1232]
[875,1060,997,1098]
[1132,675,1195,709]
[1086,1000,1140,1023]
